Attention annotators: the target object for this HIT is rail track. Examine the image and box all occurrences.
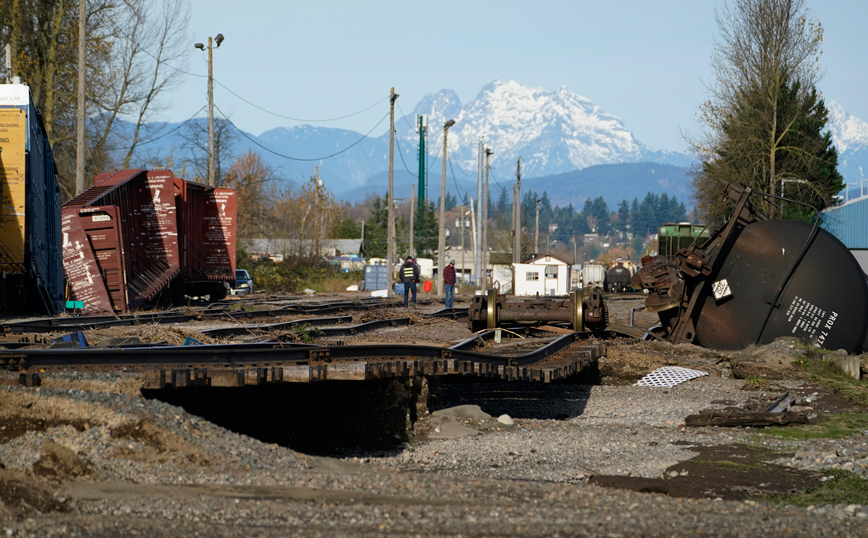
[0,296,623,389]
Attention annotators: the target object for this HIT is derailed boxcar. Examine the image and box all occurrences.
[173,179,237,301]
[0,83,63,315]
[63,169,182,314]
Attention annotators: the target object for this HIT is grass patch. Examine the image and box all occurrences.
[293,323,319,344]
[297,271,361,293]
[240,252,362,295]
[741,374,769,390]
[760,469,868,507]
[761,413,868,440]
[794,350,868,405]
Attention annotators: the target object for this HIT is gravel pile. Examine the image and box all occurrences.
[373,378,761,481]
[2,349,868,536]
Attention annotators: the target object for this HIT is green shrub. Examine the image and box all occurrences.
[237,251,362,294]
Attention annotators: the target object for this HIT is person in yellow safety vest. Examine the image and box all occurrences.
[399,255,420,307]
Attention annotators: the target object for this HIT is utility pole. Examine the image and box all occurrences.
[460,206,465,286]
[475,139,484,288]
[3,43,11,83]
[194,34,223,186]
[469,196,477,285]
[514,157,522,263]
[417,115,427,210]
[387,87,398,297]
[437,119,455,298]
[535,198,541,255]
[75,0,86,195]
[206,37,216,185]
[314,166,321,259]
[481,147,492,291]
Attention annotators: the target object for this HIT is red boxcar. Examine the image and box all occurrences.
[173,179,237,300]
[61,205,126,314]
[62,169,235,314]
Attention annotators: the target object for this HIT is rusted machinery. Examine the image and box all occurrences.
[468,289,609,333]
[632,183,868,353]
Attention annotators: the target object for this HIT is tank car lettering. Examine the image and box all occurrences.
[785,296,829,341]
[824,312,838,331]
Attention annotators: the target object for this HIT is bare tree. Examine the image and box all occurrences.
[88,0,190,168]
[690,0,838,222]
[178,117,236,183]
[269,176,342,259]
[223,150,280,239]
[1,0,191,200]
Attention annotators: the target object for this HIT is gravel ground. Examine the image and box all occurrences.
[2,305,868,536]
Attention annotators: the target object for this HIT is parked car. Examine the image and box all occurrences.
[232,269,254,295]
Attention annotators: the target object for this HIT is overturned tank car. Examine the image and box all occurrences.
[632,183,868,353]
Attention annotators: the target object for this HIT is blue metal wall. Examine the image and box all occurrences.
[822,196,868,248]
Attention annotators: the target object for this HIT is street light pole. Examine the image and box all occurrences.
[438,119,455,298]
[481,147,492,291]
[535,198,541,254]
[195,33,224,186]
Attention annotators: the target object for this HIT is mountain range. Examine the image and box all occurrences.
[137,80,868,208]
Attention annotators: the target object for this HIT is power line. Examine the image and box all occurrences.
[395,101,417,130]
[102,106,205,151]
[101,10,391,125]
[393,133,417,178]
[449,155,475,176]
[489,167,505,190]
[214,80,389,123]
[448,156,467,200]
[215,104,390,162]
[427,137,443,175]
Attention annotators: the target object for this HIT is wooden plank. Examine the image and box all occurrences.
[684,411,808,427]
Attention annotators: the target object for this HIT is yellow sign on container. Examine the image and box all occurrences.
[0,108,27,271]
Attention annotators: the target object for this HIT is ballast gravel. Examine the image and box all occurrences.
[1,361,868,536]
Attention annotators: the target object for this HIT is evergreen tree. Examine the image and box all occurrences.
[444,192,458,211]
[539,192,554,230]
[495,187,511,228]
[617,200,630,232]
[363,195,388,258]
[414,201,438,259]
[363,193,406,258]
[331,217,361,239]
[691,0,838,224]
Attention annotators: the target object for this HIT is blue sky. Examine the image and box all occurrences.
[163,0,868,154]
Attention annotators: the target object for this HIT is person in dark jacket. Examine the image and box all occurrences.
[443,259,457,308]
[400,256,420,307]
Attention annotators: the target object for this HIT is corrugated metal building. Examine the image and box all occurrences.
[822,191,868,274]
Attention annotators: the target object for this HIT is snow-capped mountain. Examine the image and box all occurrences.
[828,101,868,195]
[398,80,701,181]
[828,101,868,153]
[134,80,868,205]
[404,80,649,177]
[250,79,693,195]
